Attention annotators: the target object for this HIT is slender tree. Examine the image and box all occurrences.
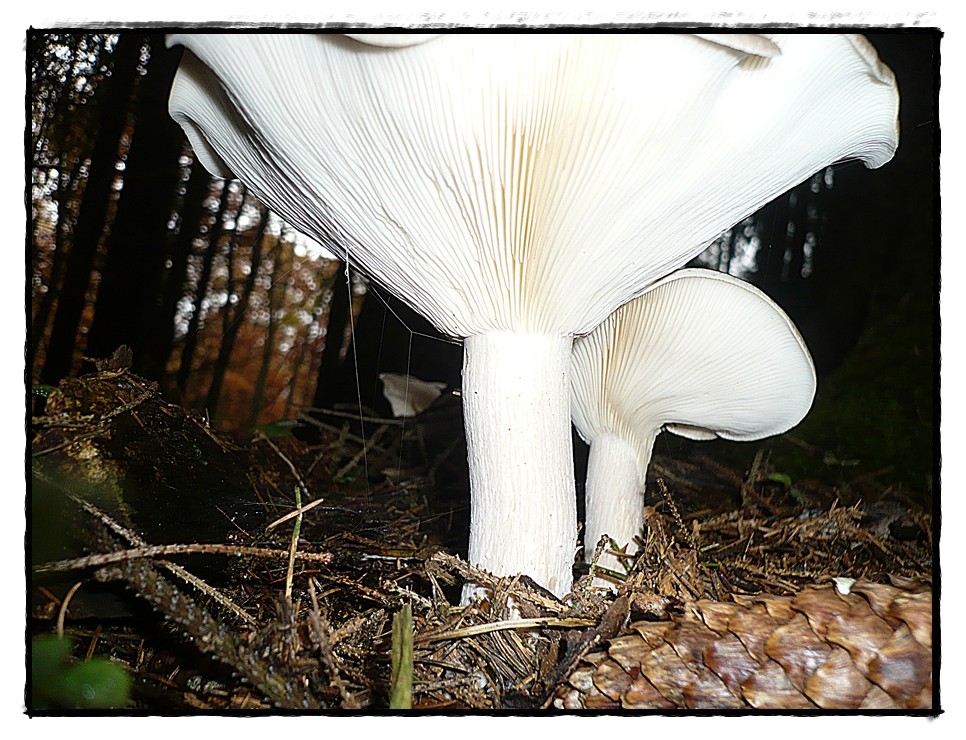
[176,181,232,395]
[204,203,268,419]
[248,229,291,430]
[30,34,102,361]
[40,33,143,384]
[283,278,328,419]
[310,262,352,410]
[31,144,88,361]
[144,151,214,395]
[86,35,186,376]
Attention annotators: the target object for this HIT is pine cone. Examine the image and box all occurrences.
[553,580,932,710]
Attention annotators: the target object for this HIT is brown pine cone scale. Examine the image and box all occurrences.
[553,580,932,710]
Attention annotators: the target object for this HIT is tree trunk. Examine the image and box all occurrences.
[31,35,94,368]
[86,36,186,379]
[310,262,352,410]
[283,282,327,419]
[205,205,267,420]
[31,154,87,366]
[144,152,213,397]
[40,33,143,384]
[248,232,290,430]
[175,182,232,395]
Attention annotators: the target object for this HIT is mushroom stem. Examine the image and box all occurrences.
[584,432,652,576]
[461,332,577,600]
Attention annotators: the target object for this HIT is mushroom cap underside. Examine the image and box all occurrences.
[571,268,817,465]
[168,33,898,338]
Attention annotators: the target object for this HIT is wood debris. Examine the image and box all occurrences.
[30,366,934,712]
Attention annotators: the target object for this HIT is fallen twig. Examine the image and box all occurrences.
[34,543,334,575]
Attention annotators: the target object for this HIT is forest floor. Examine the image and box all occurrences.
[28,355,934,712]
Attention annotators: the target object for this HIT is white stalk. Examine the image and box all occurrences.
[461,332,577,600]
[584,433,653,576]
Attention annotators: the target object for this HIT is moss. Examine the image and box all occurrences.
[769,290,934,504]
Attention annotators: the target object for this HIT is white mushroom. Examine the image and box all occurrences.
[379,372,446,418]
[571,269,817,577]
[166,33,898,598]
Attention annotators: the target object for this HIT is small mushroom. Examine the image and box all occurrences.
[167,33,897,597]
[571,269,816,576]
[378,372,446,418]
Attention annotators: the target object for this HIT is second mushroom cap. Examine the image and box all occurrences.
[571,268,817,575]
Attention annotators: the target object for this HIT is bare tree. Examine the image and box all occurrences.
[204,203,268,420]
[86,35,186,378]
[39,33,143,383]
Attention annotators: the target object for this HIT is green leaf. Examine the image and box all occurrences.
[30,635,131,710]
[61,658,132,709]
[31,634,72,680]
[389,603,413,710]
[768,472,794,487]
